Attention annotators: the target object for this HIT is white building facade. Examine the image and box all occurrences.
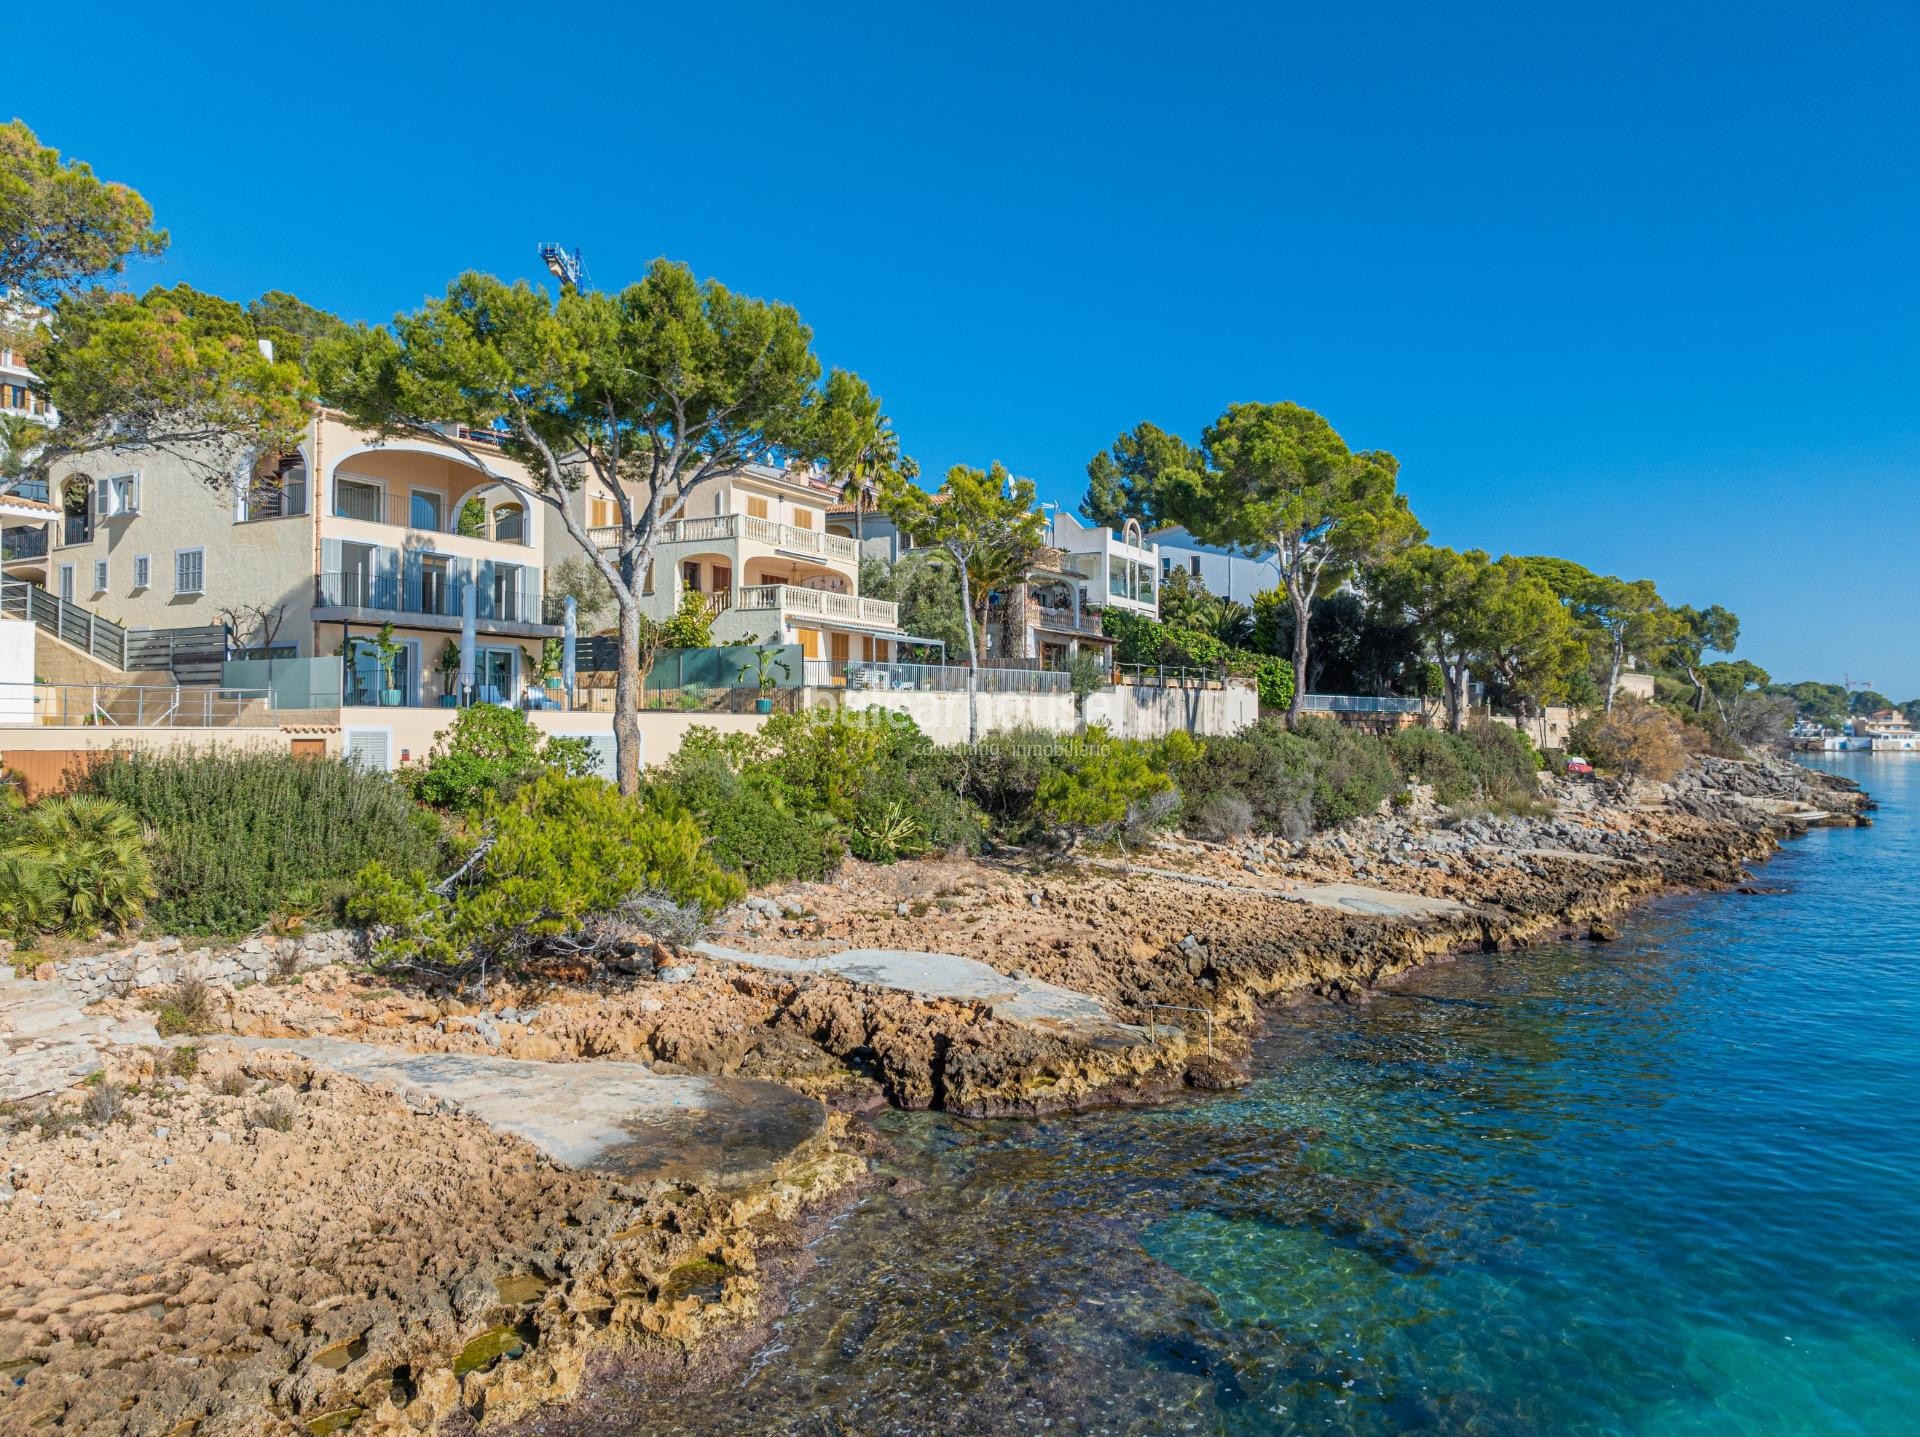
[1148,526,1282,606]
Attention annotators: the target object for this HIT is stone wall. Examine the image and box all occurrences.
[48,929,358,1004]
[834,681,1260,745]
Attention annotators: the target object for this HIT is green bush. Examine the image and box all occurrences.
[1170,719,1318,839]
[956,726,1059,835]
[4,795,154,937]
[1034,727,1189,841]
[408,704,593,813]
[350,772,745,973]
[1293,719,1400,827]
[84,749,445,936]
[1104,609,1294,710]
[0,855,55,941]
[648,751,841,887]
[1385,727,1475,805]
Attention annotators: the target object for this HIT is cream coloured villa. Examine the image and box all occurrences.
[2,411,558,705]
[549,462,914,670]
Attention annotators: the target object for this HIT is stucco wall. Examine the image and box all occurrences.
[834,682,1259,745]
[335,705,766,772]
[1084,683,1260,740]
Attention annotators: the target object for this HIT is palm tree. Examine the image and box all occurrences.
[8,796,154,936]
[819,370,917,547]
[1210,599,1254,647]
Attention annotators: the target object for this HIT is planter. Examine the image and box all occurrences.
[382,688,402,707]
[755,696,773,714]
[439,694,460,708]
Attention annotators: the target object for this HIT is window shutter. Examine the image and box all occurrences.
[344,729,390,770]
[453,557,473,615]
[127,473,140,514]
[133,555,149,589]
[321,539,341,603]
[525,567,541,621]
[377,547,401,609]
[477,559,495,619]
[402,549,424,612]
[582,734,617,781]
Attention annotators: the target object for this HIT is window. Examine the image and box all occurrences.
[333,478,382,523]
[791,508,814,530]
[175,548,205,595]
[409,490,443,531]
[421,555,452,614]
[57,564,74,602]
[133,555,150,589]
[493,504,526,544]
[745,495,770,520]
[493,563,523,621]
[98,473,140,518]
[681,560,701,592]
[1190,555,1201,577]
[92,559,107,593]
[1161,557,1173,578]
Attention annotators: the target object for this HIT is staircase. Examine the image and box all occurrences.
[0,578,227,685]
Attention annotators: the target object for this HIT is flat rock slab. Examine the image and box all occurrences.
[223,1037,824,1189]
[696,942,1116,1028]
[1273,882,1476,919]
[0,977,161,1102]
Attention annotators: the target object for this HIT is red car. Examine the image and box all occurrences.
[1564,755,1595,777]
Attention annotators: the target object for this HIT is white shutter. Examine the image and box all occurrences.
[93,560,107,593]
[582,734,617,781]
[133,555,150,589]
[344,728,390,770]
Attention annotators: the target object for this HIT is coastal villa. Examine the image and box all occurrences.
[550,463,922,675]
[984,545,1115,671]
[2,411,559,708]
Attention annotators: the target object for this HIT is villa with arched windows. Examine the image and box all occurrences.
[9,411,561,707]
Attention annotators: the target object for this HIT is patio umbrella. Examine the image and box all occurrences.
[458,571,477,703]
[562,595,578,706]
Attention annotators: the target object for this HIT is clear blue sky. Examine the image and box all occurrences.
[14,1,1919,695]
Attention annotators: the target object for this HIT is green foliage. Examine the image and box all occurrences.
[83,749,444,936]
[1033,727,1187,841]
[0,119,167,307]
[818,368,917,524]
[351,773,745,973]
[39,284,312,481]
[1293,719,1402,827]
[1571,697,1691,783]
[864,554,969,659]
[547,555,615,630]
[1385,726,1476,805]
[456,496,488,537]
[408,705,593,813]
[660,588,716,648]
[4,795,153,937]
[1167,720,1318,840]
[646,749,840,888]
[0,855,56,941]
[956,727,1058,833]
[1082,421,1206,530]
[1102,608,1294,710]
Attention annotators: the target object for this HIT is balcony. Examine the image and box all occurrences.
[316,570,547,628]
[2,528,48,562]
[735,583,897,627]
[590,513,859,563]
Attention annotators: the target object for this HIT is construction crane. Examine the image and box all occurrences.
[537,243,588,291]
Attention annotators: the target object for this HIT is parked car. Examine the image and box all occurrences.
[1564,755,1595,777]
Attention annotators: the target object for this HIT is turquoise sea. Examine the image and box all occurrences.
[544,756,1919,1436]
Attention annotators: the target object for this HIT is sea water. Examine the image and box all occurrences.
[547,756,1918,1436]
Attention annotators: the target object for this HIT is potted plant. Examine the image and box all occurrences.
[372,622,404,706]
[437,640,461,707]
[541,638,564,691]
[735,646,792,713]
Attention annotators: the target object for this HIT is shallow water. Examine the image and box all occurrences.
[559,756,1920,1435]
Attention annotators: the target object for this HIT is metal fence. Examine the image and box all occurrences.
[0,682,276,728]
[1300,693,1424,714]
[0,578,226,682]
[1113,662,1228,688]
[824,660,1073,694]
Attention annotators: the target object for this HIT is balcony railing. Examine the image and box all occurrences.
[2,528,48,561]
[316,571,531,624]
[810,660,1071,694]
[1300,693,1424,714]
[734,583,897,626]
[591,513,859,562]
[0,681,275,728]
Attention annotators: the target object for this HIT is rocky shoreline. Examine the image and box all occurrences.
[0,754,1868,1435]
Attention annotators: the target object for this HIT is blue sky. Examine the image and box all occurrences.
[14,0,1919,695]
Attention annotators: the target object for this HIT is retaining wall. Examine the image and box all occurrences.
[46,928,357,1004]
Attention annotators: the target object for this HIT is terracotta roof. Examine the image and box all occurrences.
[0,493,56,515]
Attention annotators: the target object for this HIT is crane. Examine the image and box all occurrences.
[537,243,588,291]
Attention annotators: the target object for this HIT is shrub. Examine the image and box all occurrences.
[1034,726,1179,842]
[1386,727,1475,806]
[151,974,215,1037]
[1293,719,1399,827]
[1458,720,1545,809]
[957,726,1059,834]
[1172,720,1316,840]
[350,772,745,974]
[83,749,445,936]
[5,795,153,937]
[1572,697,1689,783]
[408,705,593,813]
[1188,792,1255,842]
[649,752,841,887]
[1104,610,1295,710]
[0,855,55,941]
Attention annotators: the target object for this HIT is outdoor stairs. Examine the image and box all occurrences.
[0,578,227,685]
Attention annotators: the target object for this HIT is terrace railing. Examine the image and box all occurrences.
[1300,693,1424,714]
[0,681,275,728]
